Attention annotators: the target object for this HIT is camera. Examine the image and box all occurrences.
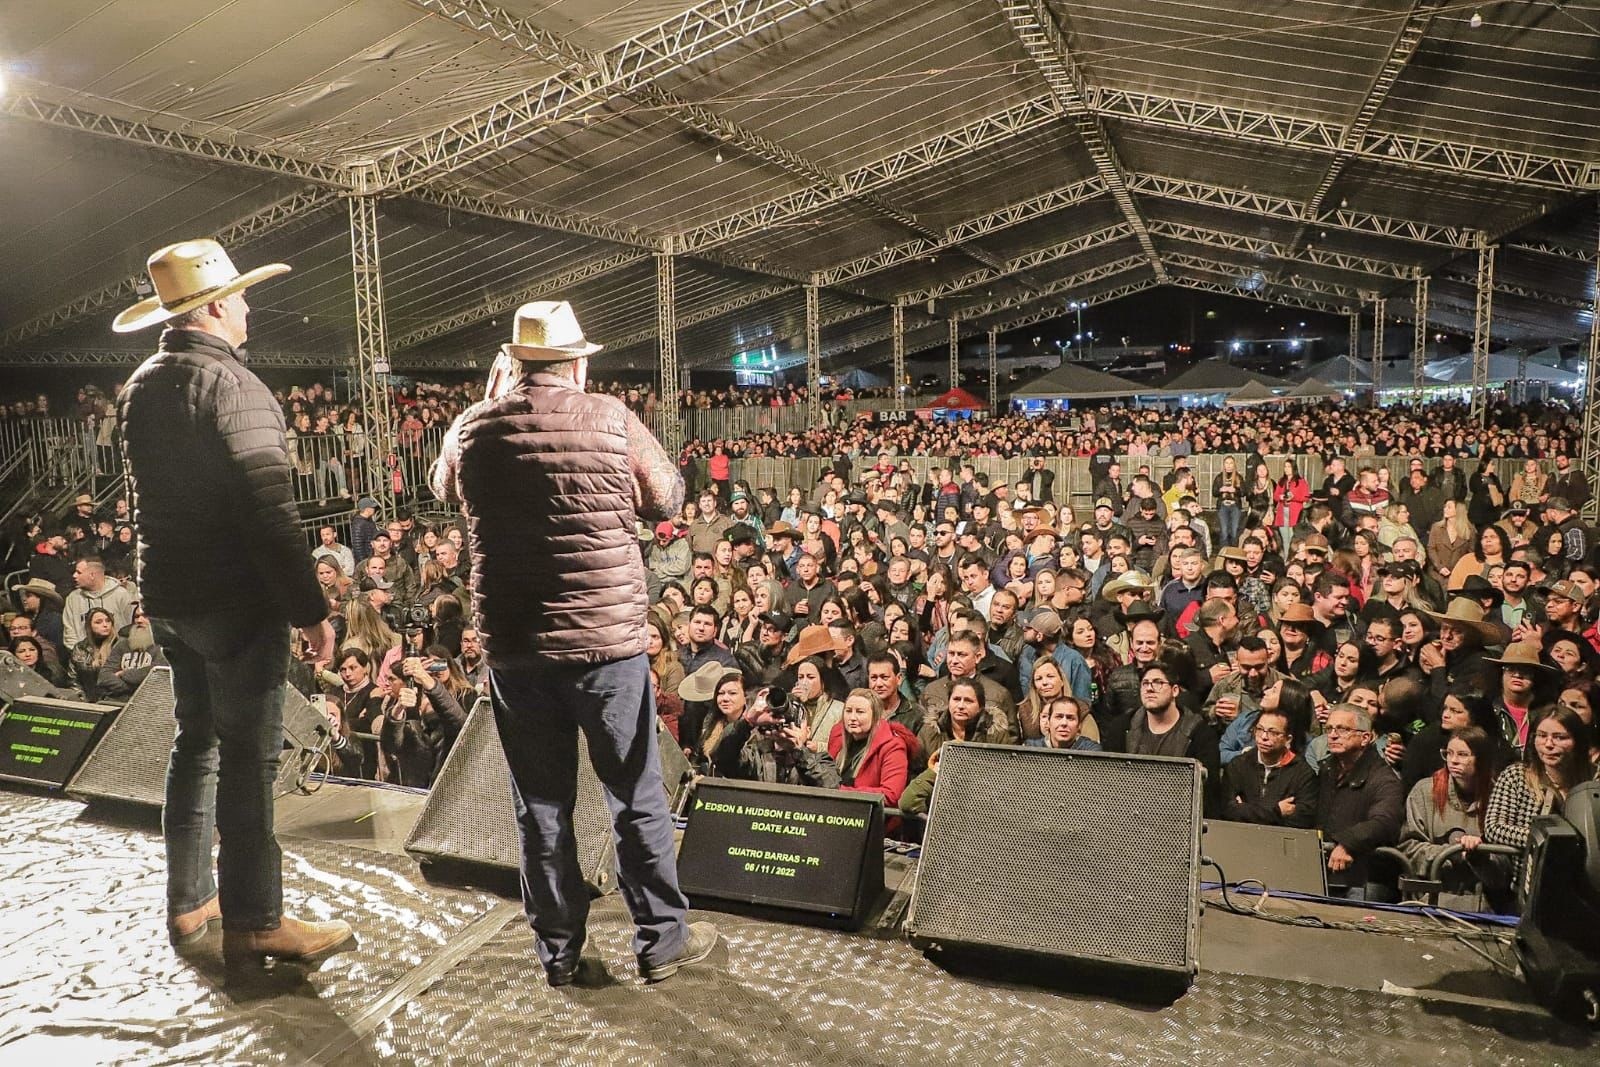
[396,602,432,635]
[760,685,801,729]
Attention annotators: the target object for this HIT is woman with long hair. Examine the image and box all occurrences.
[1245,461,1274,531]
[1399,725,1504,911]
[343,593,403,688]
[827,689,912,807]
[789,656,847,755]
[1485,705,1596,893]
[1272,459,1310,556]
[721,586,760,649]
[917,677,1010,760]
[1066,611,1119,713]
[1267,577,1305,625]
[316,556,354,604]
[1213,455,1245,548]
[1427,499,1476,583]
[1377,502,1420,551]
[1449,523,1507,591]
[917,564,954,639]
[69,607,118,701]
[11,634,71,690]
[646,616,684,699]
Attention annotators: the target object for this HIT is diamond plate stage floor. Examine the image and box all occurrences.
[1,787,1593,1067]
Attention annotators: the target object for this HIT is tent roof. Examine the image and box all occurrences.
[1,2,1597,373]
[928,386,986,409]
[1223,378,1281,404]
[1285,376,1341,399]
[1010,361,1151,399]
[1428,353,1582,387]
[1160,361,1294,395]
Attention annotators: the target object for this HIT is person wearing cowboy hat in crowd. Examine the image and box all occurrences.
[1417,599,1507,703]
[61,493,99,540]
[1277,604,1332,680]
[1094,571,1155,651]
[113,238,345,966]
[763,521,801,579]
[432,299,717,986]
[1484,642,1560,750]
[10,576,66,658]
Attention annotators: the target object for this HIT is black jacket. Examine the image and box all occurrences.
[118,329,325,627]
[1222,751,1319,828]
[1315,745,1404,887]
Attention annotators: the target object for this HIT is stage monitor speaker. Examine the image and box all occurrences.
[66,667,328,808]
[0,695,115,789]
[404,698,689,897]
[906,743,1202,999]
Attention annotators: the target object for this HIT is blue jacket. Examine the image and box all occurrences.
[1018,641,1093,703]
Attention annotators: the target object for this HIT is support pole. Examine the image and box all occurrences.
[892,302,906,412]
[1370,294,1386,407]
[347,174,395,501]
[1412,272,1429,406]
[988,328,998,412]
[805,279,821,428]
[948,317,959,391]
[1581,210,1600,521]
[1470,234,1496,427]
[655,237,681,454]
[1348,310,1360,386]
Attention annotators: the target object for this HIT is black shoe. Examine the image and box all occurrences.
[547,956,609,988]
[639,921,719,983]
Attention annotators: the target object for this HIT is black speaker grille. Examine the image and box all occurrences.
[404,699,616,894]
[69,667,324,807]
[909,743,1200,974]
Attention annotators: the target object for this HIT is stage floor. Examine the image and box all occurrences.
[0,786,1592,1067]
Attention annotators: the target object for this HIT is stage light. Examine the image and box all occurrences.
[1470,11,1483,28]
[714,150,723,164]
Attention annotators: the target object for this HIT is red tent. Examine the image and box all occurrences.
[927,386,986,410]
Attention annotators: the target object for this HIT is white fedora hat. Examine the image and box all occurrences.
[112,239,290,333]
[500,300,604,361]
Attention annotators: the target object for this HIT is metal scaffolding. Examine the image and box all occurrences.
[1348,310,1360,373]
[1370,294,1385,405]
[1580,212,1600,521]
[948,317,960,390]
[805,282,822,426]
[987,329,998,411]
[1412,273,1429,403]
[1470,236,1496,427]
[655,238,681,454]
[892,302,906,411]
[347,182,396,501]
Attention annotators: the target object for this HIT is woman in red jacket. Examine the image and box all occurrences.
[1272,459,1311,557]
[827,689,913,807]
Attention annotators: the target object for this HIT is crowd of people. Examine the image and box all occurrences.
[6,379,1598,911]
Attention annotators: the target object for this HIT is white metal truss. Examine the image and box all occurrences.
[892,303,906,411]
[1127,172,1474,250]
[982,275,1160,334]
[0,188,339,348]
[604,281,794,350]
[1295,1,1445,237]
[996,1,1167,283]
[1162,253,1365,309]
[954,254,1150,321]
[1370,294,1386,404]
[1350,310,1361,365]
[1470,237,1496,426]
[948,317,960,387]
[1508,239,1596,264]
[373,0,831,191]
[1149,220,1413,281]
[392,249,650,351]
[656,239,682,453]
[1412,273,1429,398]
[1581,207,1600,519]
[898,222,1135,304]
[817,178,1108,287]
[678,95,1065,253]
[348,186,397,494]
[1085,86,1600,191]
[1164,260,1358,316]
[407,186,656,249]
[2,90,348,186]
[987,329,998,409]
[1436,271,1592,311]
[805,281,822,425]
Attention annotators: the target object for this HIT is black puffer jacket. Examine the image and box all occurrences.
[118,328,326,627]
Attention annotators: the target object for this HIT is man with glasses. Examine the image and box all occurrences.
[1105,661,1220,815]
[1220,708,1317,828]
[1315,705,1404,899]
[930,523,959,568]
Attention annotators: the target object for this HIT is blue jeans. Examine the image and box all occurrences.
[152,611,292,932]
[489,654,689,973]
[1217,504,1241,547]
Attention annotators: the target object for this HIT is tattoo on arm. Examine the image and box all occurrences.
[625,409,684,521]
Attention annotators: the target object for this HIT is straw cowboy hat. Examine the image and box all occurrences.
[1276,603,1324,632]
[678,662,740,703]
[1423,599,1508,644]
[1100,571,1154,603]
[785,624,849,667]
[112,239,290,333]
[1486,642,1556,674]
[10,577,63,607]
[501,301,604,361]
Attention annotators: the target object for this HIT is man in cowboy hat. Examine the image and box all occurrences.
[1484,642,1557,748]
[432,300,717,987]
[1418,600,1506,702]
[10,576,66,656]
[114,238,345,967]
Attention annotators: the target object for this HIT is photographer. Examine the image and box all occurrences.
[708,683,842,788]
[381,648,470,787]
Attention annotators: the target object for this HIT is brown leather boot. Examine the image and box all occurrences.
[168,896,222,947]
[223,915,354,965]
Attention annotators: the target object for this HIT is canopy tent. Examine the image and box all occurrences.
[1222,379,1283,405]
[1427,354,1581,388]
[1010,362,1151,400]
[927,386,987,409]
[1159,361,1294,396]
[1283,377,1342,400]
